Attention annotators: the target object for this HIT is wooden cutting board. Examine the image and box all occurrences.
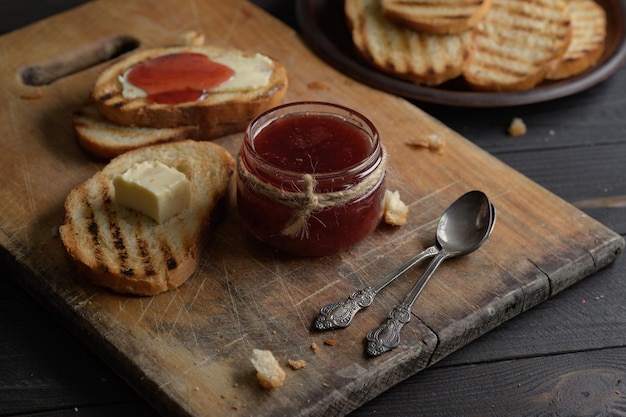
[1,0,623,416]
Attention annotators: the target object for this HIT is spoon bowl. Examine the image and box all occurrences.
[436,190,493,255]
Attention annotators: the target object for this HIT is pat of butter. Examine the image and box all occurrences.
[113,161,191,223]
[119,52,272,99]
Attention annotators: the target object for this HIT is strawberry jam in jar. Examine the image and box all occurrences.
[237,102,386,256]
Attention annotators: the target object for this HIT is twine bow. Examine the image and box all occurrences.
[237,150,386,239]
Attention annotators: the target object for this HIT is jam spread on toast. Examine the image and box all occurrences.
[128,52,234,104]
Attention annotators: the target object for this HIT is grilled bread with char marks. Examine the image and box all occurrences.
[345,0,474,86]
[381,0,492,35]
[59,140,235,295]
[546,0,606,80]
[462,0,572,92]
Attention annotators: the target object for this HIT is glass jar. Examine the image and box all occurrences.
[237,102,386,256]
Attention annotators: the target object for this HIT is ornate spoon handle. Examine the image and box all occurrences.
[367,250,450,356]
[315,245,439,330]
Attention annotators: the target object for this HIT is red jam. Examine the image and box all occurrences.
[254,114,372,176]
[237,102,386,257]
[127,52,234,104]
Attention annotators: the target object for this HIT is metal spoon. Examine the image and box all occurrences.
[315,190,495,331]
[366,190,495,356]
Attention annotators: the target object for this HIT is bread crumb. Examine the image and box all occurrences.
[250,349,285,389]
[181,31,205,47]
[406,133,445,153]
[324,339,336,346]
[508,117,527,137]
[288,359,307,370]
[310,342,319,353]
[383,190,409,226]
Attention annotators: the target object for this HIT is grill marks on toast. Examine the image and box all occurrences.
[104,194,132,276]
[160,241,178,271]
[136,237,156,276]
[346,0,473,85]
[60,141,235,295]
[83,199,107,273]
[83,177,132,277]
[462,0,572,91]
[111,212,180,278]
[72,174,183,282]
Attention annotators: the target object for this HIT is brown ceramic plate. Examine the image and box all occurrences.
[295,0,626,107]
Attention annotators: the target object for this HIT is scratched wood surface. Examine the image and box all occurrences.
[0,0,623,416]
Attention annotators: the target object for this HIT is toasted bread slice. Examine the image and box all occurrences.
[345,0,474,86]
[59,140,235,295]
[73,101,199,160]
[381,0,492,35]
[92,46,287,129]
[462,0,572,92]
[545,0,606,80]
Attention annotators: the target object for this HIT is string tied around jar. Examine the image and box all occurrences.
[237,150,387,239]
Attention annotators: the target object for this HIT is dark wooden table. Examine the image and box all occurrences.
[3,1,626,416]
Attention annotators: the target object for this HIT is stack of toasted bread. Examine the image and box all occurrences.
[73,41,287,159]
[345,0,607,92]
